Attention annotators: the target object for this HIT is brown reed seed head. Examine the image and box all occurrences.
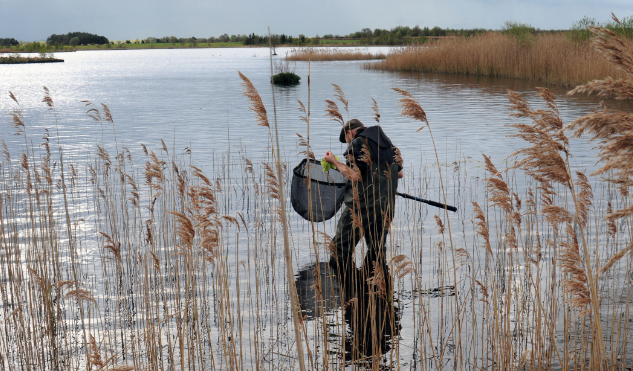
[101,103,113,123]
[64,289,97,304]
[100,231,121,261]
[88,334,105,368]
[605,201,618,236]
[42,86,54,109]
[297,100,307,123]
[599,243,633,276]
[262,162,280,200]
[238,71,269,128]
[506,90,571,186]
[359,142,373,166]
[575,171,593,226]
[434,215,445,235]
[558,223,591,315]
[324,100,344,125]
[588,22,633,76]
[332,84,349,113]
[371,98,380,123]
[169,211,195,250]
[9,91,19,105]
[392,88,427,129]
[389,255,413,278]
[482,154,515,218]
[472,201,493,256]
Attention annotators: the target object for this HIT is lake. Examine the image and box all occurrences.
[1,46,631,370]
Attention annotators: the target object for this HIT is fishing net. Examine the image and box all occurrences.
[291,158,347,222]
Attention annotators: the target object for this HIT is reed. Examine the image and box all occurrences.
[286,47,386,61]
[365,31,632,86]
[0,19,632,371]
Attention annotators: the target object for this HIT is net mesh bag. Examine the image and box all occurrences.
[291,158,347,222]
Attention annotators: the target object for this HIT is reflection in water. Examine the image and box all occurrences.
[296,261,401,362]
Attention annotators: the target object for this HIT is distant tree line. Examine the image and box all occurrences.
[0,38,19,47]
[46,32,109,46]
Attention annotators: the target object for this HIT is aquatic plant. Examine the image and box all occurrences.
[366,25,632,87]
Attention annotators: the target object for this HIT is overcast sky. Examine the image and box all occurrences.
[2,0,632,41]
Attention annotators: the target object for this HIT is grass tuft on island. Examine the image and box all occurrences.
[0,56,64,64]
[272,72,301,85]
[286,47,386,61]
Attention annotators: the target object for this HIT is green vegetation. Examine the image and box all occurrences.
[46,31,109,45]
[272,72,301,85]
[0,38,19,47]
[6,14,633,55]
[0,55,63,64]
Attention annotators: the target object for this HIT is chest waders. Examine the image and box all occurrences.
[331,136,399,283]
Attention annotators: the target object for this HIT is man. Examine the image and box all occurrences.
[323,119,403,295]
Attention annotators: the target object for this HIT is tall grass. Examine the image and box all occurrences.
[1,21,632,371]
[365,31,631,86]
[286,47,386,61]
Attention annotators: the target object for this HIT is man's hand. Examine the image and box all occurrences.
[323,151,359,182]
[398,170,404,179]
[324,151,338,165]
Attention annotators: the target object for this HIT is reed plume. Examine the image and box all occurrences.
[472,201,493,256]
[169,211,195,250]
[238,71,270,128]
[482,154,517,225]
[100,232,121,262]
[324,100,344,125]
[371,98,380,123]
[558,223,592,315]
[88,334,105,369]
[599,243,633,276]
[566,17,633,214]
[575,171,593,226]
[506,89,570,186]
[393,88,427,131]
[434,215,445,235]
[9,92,25,136]
[332,84,349,115]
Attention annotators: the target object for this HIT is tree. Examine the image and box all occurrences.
[0,38,19,47]
[69,37,80,46]
[47,32,109,46]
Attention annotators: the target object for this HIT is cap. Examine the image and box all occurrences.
[339,119,365,143]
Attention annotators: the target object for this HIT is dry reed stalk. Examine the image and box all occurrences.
[367,32,632,86]
[392,87,463,367]
[566,18,633,224]
[268,28,308,371]
[506,87,612,363]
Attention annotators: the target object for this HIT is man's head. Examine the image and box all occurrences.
[339,119,365,144]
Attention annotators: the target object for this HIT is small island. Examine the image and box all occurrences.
[0,55,64,64]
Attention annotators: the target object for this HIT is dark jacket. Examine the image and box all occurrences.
[343,125,401,224]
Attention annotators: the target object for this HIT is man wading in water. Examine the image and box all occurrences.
[323,119,403,298]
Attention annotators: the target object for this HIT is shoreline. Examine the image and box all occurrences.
[0,56,64,64]
[1,43,399,54]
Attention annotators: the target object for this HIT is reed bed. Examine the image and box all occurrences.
[286,47,386,61]
[1,23,633,371]
[365,31,631,87]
